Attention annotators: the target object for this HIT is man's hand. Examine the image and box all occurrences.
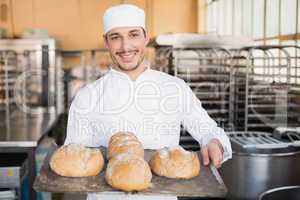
[201,139,224,168]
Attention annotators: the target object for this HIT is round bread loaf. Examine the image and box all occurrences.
[149,146,200,179]
[108,132,144,159]
[105,153,152,192]
[49,144,104,177]
[109,132,138,145]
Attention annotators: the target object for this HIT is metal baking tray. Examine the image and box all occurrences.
[34,145,227,198]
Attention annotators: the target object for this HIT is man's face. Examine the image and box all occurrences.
[104,27,149,72]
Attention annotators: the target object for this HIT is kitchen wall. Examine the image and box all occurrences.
[0,0,201,50]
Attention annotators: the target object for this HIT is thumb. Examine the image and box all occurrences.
[201,146,210,166]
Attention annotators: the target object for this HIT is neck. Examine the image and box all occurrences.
[114,60,148,81]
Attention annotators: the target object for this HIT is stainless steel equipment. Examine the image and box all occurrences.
[219,131,300,200]
[0,38,64,116]
[0,190,16,200]
[0,39,63,200]
[0,51,18,108]
[153,39,300,199]
[273,126,300,141]
[0,153,29,200]
[0,153,28,188]
[231,45,300,132]
[259,186,300,200]
[154,41,300,134]
[0,111,57,200]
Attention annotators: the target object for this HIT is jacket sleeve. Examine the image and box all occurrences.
[180,81,232,162]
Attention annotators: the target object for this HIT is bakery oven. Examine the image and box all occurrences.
[0,38,64,116]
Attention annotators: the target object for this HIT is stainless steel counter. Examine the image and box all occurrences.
[0,109,59,200]
[0,110,57,147]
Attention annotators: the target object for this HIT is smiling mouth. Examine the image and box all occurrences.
[117,50,138,62]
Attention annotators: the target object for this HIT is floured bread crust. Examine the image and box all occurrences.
[149,146,200,179]
[105,153,152,191]
[108,132,144,159]
[49,144,104,177]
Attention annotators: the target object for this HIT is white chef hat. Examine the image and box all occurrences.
[103,4,145,34]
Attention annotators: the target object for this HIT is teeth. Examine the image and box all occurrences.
[120,52,135,59]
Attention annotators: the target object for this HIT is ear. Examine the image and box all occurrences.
[144,31,150,46]
[103,34,109,48]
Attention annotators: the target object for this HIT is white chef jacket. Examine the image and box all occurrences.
[64,66,232,200]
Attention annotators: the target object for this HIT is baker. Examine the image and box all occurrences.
[64,4,232,200]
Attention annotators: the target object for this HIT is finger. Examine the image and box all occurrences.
[201,146,210,166]
[209,145,223,168]
[212,156,222,168]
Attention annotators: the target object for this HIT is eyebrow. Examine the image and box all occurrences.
[107,33,120,38]
[129,29,141,34]
[107,29,142,39]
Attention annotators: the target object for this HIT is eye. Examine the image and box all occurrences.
[130,32,140,38]
[109,35,120,41]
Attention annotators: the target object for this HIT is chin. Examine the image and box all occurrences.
[118,63,139,71]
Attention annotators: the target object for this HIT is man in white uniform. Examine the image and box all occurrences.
[64,4,232,200]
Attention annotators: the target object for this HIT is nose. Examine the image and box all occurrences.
[120,37,131,51]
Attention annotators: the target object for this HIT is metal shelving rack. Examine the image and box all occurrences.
[172,47,234,130]
[232,45,300,132]
[155,46,235,150]
[154,44,300,147]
